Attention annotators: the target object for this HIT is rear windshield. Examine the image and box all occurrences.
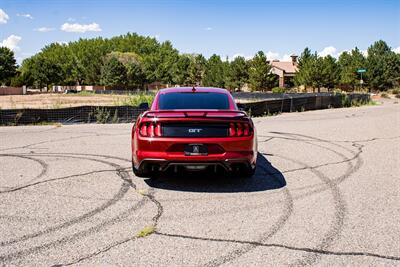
[158,92,230,110]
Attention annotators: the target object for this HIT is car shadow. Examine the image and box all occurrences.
[144,153,286,193]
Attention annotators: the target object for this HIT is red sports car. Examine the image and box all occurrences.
[131,87,257,178]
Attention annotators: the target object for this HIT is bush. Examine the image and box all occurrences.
[271,87,287,93]
[114,93,154,107]
[93,107,110,123]
[391,88,400,95]
[381,93,390,99]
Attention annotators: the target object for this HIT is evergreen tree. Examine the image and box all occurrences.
[187,54,206,86]
[248,51,274,91]
[226,56,249,90]
[338,47,366,90]
[321,55,339,90]
[367,40,400,90]
[294,47,313,88]
[203,54,225,88]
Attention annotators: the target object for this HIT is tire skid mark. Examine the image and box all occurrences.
[203,165,294,267]
[0,134,98,152]
[167,133,354,266]
[0,153,150,263]
[283,156,346,267]
[0,168,126,194]
[154,232,400,262]
[0,154,48,185]
[266,132,353,266]
[259,133,400,144]
[53,177,164,266]
[0,155,133,246]
[0,180,130,247]
[6,152,131,163]
[0,198,147,263]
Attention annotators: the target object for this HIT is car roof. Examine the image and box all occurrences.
[158,87,230,94]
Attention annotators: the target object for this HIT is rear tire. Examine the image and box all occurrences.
[240,166,256,178]
[132,161,149,178]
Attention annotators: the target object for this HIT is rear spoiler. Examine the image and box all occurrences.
[143,110,247,118]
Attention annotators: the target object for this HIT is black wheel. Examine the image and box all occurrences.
[240,166,256,178]
[132,161,149,178]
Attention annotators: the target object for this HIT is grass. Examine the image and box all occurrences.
[75,90,96,96]
[380,93,390,99]
[136,225,156,238]
[113,93,155,107]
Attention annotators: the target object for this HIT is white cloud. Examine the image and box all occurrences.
[34,27,55,32]
[265,51,280,60]
[67,17,75,22]
[204,27,213,31]
[0,9,9,24]
[392,46,400,54]
[61,22,102,33]
[1,35,22,51]
[17,13,33,19]
[361,49,368,57]
[230,52,297,62]
[229,53,253,61]
[280,54,292,61]
[318,46,337,57]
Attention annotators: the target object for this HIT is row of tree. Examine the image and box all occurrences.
[0,32,399,91]
[295,40,400,91]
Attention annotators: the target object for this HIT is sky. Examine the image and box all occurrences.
[1,0,399,64]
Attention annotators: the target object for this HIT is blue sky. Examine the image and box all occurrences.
[1,0,399,63]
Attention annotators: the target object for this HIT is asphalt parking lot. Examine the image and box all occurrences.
[1,100,399,266]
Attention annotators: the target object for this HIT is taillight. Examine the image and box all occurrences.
[139,122,162,137]
[229,122,252,137]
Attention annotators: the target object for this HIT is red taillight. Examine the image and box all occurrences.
[154,123,162,137]
[139,122,162,137]
[140,123,148,136]
[229,123,236,137]
[243,123,250,136]
[229,122,252,137]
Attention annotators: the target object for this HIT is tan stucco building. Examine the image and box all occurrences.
[270,55,298,88]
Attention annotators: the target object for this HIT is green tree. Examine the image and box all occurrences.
[24,53,63,90]
[248,51,274,91]
[100,57,127,86]
[126,61,146,89]
[338,47,366,90]
[225,56,249,90]
[203,54,225,88]
[187,54,207,86]
[367,40,400,90]
[0,47,17,85]
[321,55,339,90]
[294,47,313,88]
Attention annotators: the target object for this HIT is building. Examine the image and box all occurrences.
[270,55,298,88]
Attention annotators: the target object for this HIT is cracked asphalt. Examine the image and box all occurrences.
[0,99,399,266]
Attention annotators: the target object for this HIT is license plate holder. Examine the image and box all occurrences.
[184,144,208,156]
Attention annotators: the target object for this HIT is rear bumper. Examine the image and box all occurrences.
[132,135,257,171]
[137,158,254,173]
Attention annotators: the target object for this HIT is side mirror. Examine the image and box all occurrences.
[139,102,149,109]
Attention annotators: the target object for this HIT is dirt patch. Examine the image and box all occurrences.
[0,94,132,109]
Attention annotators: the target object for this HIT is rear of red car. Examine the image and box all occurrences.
[131,87,257,177]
